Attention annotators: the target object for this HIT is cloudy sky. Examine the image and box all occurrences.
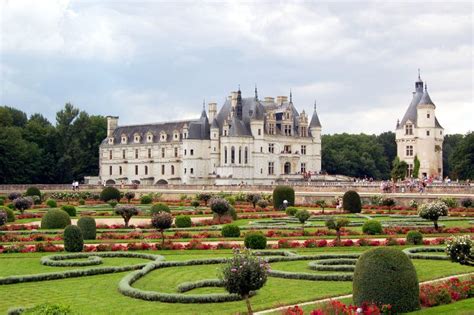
[1,0,472,134]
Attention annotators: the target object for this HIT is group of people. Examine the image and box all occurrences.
[71,181,80,191]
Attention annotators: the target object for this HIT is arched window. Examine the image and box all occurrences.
[244,147,248,164]
[145,165,148,175]
[238,146,242,164]
[171,165,175,175]
[284,162,291,175]
[119,166,122,175]
[231,146,235,164]
[224,146,228,164]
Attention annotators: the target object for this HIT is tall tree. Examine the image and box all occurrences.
[450,132,474,180]
[443,134,464,178]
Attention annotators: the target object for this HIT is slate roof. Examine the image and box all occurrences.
[309,107,322,128]
[107,120,193,144]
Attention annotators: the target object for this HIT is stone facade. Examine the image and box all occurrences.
[99,88,322,185]
[395,75,444,179]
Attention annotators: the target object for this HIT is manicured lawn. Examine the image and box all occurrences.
[0,247,472,314]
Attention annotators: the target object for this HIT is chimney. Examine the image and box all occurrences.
[106,116,119,137]
[264,97,274,104]
[231,91,238,108]
[208,102,217,121]
[276,96,288,104]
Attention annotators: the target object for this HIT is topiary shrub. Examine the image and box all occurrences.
[13,197,33,213]
[210,198,231,222]
[78,198,85,206]
[418,201,448,230]
[77,217,96,240]
[285,207,298,216]
[381,197,396,207]
[362,220,383,235]
[8,192,21,201]
[295,209,311,232]
[46,199,57,208]
[1,207,15,222]
[244,232,267,249]
[115,205,139,228]
[41,209,71,229]
[343,190,361,213]
[222,224,241,237]
[175,215,192,228]
[353,247,420,313]
[460,197,472,208]
[140,194,153,204]
[0,197,4,206]
[25,186,41,201]
[196,193,213,206]
[100,186,121,202]
[31,195,41,205]
[0,211,7,227]
[151,212,173,246]
[108,199,118,208]
[124,191,136,203]
[63,225,84,252]
[406,230,423,245]
[325,217,350,243]
[257,199,269,210]
[61,205,77,217]
[273,185,295,210]
[445,235,473,266]
[225,196,236,206]
[439,197,457,208]
[190,200,200,208]
[150,203,170,214]
[246,193,261,208]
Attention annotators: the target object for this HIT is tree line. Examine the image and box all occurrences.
[0,104,472,184]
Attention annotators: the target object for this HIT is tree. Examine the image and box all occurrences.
[450,132,474,180]
[391,157,408,180]
[314,200,327,214]
[413,155,420,178]
[209,198,231,222]
[246,193,261,208]
[151,212,173,246]
[418,201,448,230]
[196,193,213,206]
[295,210,311,233]
[114,205,139,228]
[443,134,463,178]
[325,217,350,242]
[221,249,270,314]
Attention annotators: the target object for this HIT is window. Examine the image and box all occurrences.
[135,149,139,159]
[268,162,274,175]
[244,147,248,164]
[171,165,175,175]
[119,166,122,175]
[190,149,194,156]
[134,136,140,143]
[174,147,178,157]
[109,166,112,175]
[184,149,187,155]
[301,163,306,173]
[405,124,413,135]
[238,146,242,164]
[121,136,127,144]
[148,148,152,158]
[190,168,194,174]
[145,165,148,175]
[284,145,291,153]
[427,113,430,118]
[184,168,187,174]
[109,150,112,160]
[260,147,263,153]
[161,165,165,175]
[268,143,274,153]
[108,138,113,144]
[407,164,413,177]
[224,146,228,164]
[440,131,443,135]
[231,146,235,164]
[301,145,306,155]
[135,165,138,175]
[258,129,261,136]
[300,126,307,137]
[426,130,430,136]
[161,148,165,158]
[284,125,292,136]
[406,145,414,156]
[147,135,153,143]
[268,124,275,135]
[122,150,126,159]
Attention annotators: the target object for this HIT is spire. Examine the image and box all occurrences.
[415,69,423,92]
[418,68,421,81]
[419,82,435,106]
[314,100,317,111]
[236,85,243,120]
[254,84,258,100]
[202,99,206,111]
[309,100,321,128]
[289,89,293,104]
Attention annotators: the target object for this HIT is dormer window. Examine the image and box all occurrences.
[146,132,153,143]
[108,138,114,144]
[121,134,127,144]
[134,134,140,143]
[173,130,179,141]
[160,131,167,142]
[405,124,413,135]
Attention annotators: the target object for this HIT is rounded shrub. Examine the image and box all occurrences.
[273,185,295,210]
[78,198,85,205]
[1,207,15,222]
[13,197,33,213]
[8,192,21,201]
[61,205,77,217]
[140,194,153,204]
[353,247,420,313]
[225,196,236,206]
[190,200,200,208]
[460,197,472,208]
[0,197,4,206]
[175,215,192,228]
[108,199,118,208]
[150,203,170,214]
[100,186,121,202]
[227,206,238,221]
[124,191,136,203]
[46,199,57,208]
[25,186,41,201]
[222,224,241,237]
[362,220,383,235]
[64,225,84,252]
[285,207,298,216]
[244,232,267,249]
[343,190,362,213]
[257,199,269,209]
[406,230,423,245]
[0,211,6,227]
[381,198,396,207]
[41,209,71,229]
[209,198,231,216]
[77,216,96,240]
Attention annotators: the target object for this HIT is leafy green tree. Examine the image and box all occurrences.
[413,155,420,178]
[443,134,463,178]
[450,132,474,180]
[391,157,408,180]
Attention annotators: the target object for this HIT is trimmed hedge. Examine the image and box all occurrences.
[406,230,423,245]
[140,195,153,204]
[175,215,192,228]
[1,207,15,222]
[353,247,420,313]
[403,247,448,260]
[46,199,57,208]
[362,220,383,235]
[41,209,71,229]
[100,187,121,202]
[273,185,295,210]
[343,190,361,213]
[77,217,96,240]
[308,259,357,272]
[150,203,170,214]
[64,225,83,252]
[244,233,267,249]
[25,187,41,200]
[285,207,298,216]
[61,205,77,217]
[177,279,224,293]
[221,224,241,238]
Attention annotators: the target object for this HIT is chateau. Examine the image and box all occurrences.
[395,74,444,179]
[99,88,322,185]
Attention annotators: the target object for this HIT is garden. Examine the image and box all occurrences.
[0,186,473,314]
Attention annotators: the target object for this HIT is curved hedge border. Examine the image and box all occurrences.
[41,254,102,267]
[403,247,449,260]
[308,258,357,272]
[177,279,224,293]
